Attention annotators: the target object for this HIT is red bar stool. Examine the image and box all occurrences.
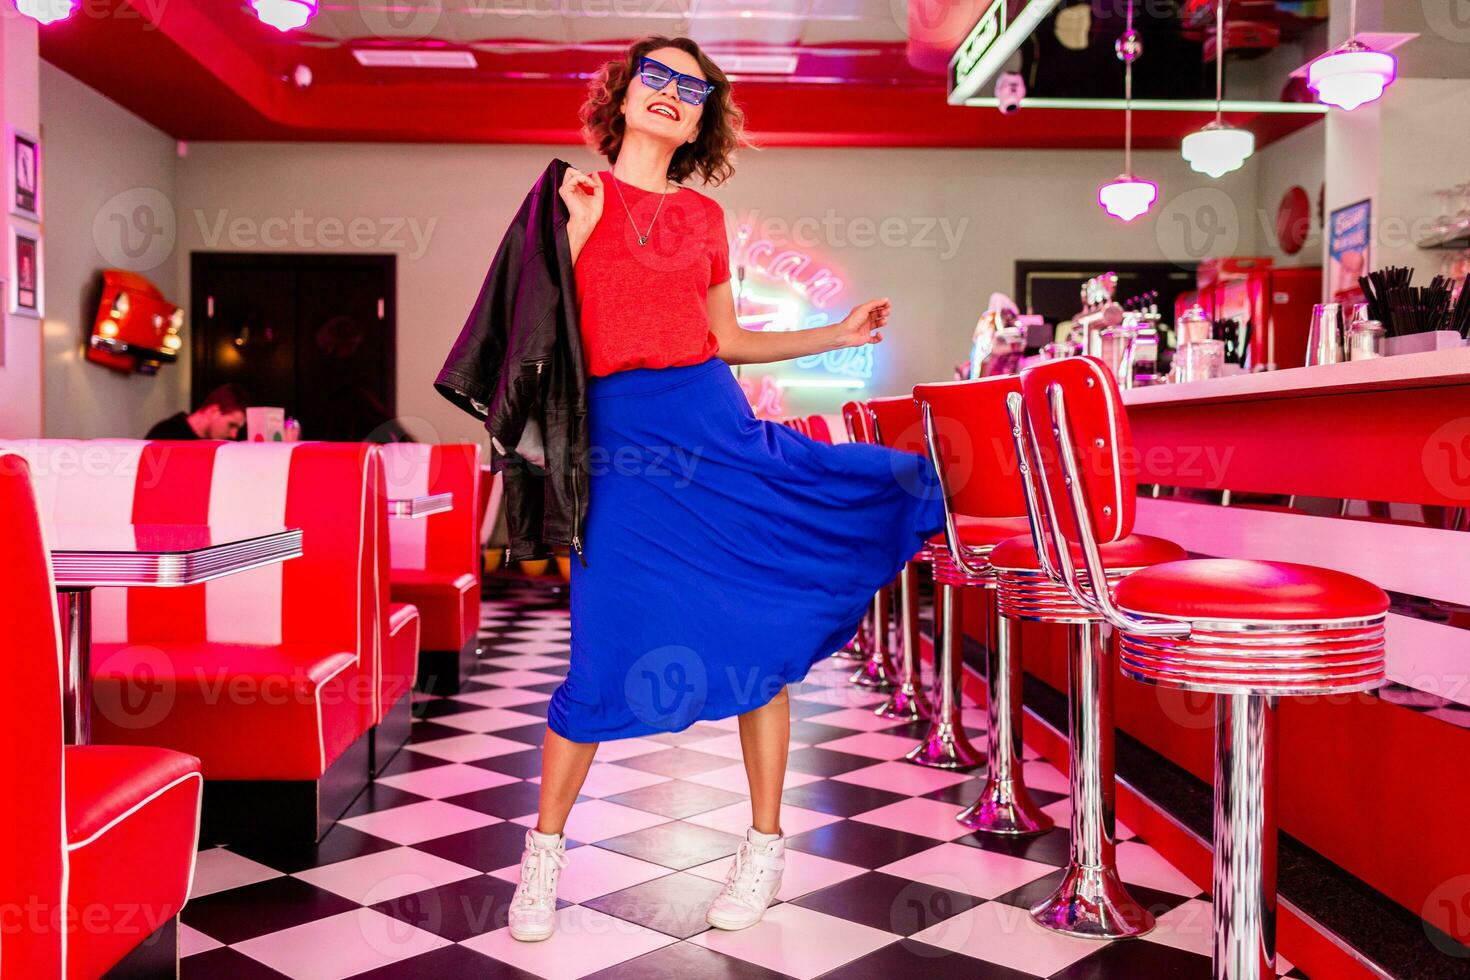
[866,396,935,723]
[805,414,834,444]
[839,400,898,681]
[914,377,1050,827]
[996,378,1188,939]
[1019,356,1387,976]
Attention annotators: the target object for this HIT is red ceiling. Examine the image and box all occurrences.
[38,0,1322,150]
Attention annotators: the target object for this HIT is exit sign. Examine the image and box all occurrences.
[947,0,1063,104]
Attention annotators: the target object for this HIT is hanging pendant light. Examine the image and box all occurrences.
[1182,1,1254,178]
[1099,1,1157,223]
[1306,0,1397,111]
[251,0,318,31]
[14,0,77,24]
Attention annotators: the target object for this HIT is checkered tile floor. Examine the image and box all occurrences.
[179,577,1309,979]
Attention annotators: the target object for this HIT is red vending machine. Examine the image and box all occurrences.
[1175,258,1322,371]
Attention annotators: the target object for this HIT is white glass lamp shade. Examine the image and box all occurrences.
[251,0,318,31]
[1308,44,1397,111]
[1098,175,1158,222]
[1182,123,1255,178]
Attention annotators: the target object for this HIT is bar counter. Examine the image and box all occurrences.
[956,348,1470,977]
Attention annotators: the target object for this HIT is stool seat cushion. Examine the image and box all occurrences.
[927,515,1033,549]
[990,533,1186,571]
[1115,559,1390,621]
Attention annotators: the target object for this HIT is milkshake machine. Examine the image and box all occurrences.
[1071,272,1161,389]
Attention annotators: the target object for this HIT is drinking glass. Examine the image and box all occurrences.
[1174,340,1226,382]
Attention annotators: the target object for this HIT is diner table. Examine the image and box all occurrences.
[386,492,453,519]
[48,523,304,744]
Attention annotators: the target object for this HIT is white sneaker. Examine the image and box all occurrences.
[705,828,785,931]
[508,829,567,942]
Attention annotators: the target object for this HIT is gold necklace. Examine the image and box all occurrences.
[610,173,672,246]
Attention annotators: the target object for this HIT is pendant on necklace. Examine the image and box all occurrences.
[638,236,649,246]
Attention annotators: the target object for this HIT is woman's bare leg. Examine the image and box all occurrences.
[535,728,598,836]
[738,687,791,836]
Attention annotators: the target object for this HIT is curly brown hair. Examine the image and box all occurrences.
[580,36,747,187]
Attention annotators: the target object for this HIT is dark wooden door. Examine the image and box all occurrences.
[190,253,396,441]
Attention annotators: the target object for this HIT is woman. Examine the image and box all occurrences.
[506,35,945,941]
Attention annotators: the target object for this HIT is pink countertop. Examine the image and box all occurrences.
[1121,347,1470,409]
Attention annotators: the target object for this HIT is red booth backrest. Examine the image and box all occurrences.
[0,439,385,727]
[380,443,482,575]
[913,376,1027,520]
[0,453,67,978]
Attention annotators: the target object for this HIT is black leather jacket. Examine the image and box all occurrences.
[435,159,588,563]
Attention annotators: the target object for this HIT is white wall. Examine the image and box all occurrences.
[171,140,1259,429]
[0,15,41,438]
[1376,79,1470,278]
[39,63,180,438]
[1254,122,1326,268]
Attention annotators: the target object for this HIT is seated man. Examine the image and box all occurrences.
[146,384,248,440]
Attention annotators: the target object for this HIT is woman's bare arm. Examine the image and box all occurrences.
[706,279,890,366]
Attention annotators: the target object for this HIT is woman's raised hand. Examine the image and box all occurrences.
[560,167,604,231]
[830,298,891,348]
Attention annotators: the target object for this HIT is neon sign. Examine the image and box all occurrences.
[731,226,872,390]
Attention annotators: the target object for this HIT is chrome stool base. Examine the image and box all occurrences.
[957,779,1054,835]
[876,681,928,721]
[1029,864,1155,940]
[961,602,1051,836]
[851,584,896,690]
[1030,622,1152,939]
[906,583,983,771]
[876,563,932,721]
[905,720,984,769]
[849,656,895,690]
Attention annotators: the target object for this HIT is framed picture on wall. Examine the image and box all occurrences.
[11,228,42,318]
[9,128,39,221]
[1328,199,1372,299]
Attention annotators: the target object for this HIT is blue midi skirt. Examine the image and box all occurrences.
[547,357,946,742]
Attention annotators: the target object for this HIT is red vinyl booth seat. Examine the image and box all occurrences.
[390,570,476,651]
[386,602,422,708]
[0,440,384,782]
[0,453,202,979]
[65,745,202,979]
[381,444,482,654]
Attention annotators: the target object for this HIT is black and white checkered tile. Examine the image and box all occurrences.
[178,577,1309,979]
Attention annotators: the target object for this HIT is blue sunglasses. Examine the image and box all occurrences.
[637,56,713,107]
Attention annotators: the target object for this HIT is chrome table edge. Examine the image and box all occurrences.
[51,528,304,588]
[387,493,453,519]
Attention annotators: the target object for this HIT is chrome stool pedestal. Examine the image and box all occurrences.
[1007,355,1390,972]
[1212,692,1278,980]
[905,582,983,770]
[1029,621,1152,938]
[850,583,896,691]
[958,597,1052,835]
[876,562,930,721]
[1117,610,1387,980]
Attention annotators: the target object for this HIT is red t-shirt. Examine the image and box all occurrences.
[575,171,730,377]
